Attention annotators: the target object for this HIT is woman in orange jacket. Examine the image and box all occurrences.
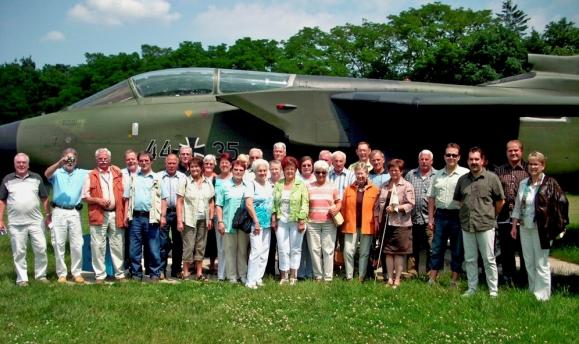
[340,162,380,281]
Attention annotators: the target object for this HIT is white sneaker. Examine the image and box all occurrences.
[256,280,264,287]
[245,284,258,289]
[489,291,498,298]
[462,289,476,297]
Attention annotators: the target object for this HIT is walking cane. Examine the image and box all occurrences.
[374,213,388,281]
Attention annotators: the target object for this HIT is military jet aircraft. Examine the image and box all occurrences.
[0,53,577,184]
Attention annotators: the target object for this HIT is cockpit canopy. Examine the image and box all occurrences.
[69,68,293,109]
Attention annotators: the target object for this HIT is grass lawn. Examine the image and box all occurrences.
[1,235,578,343]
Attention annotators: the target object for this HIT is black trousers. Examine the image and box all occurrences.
[160,211,182,277]
[409,224,432,273]
[498,222,527,284]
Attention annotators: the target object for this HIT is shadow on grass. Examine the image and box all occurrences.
[552,273,579,295]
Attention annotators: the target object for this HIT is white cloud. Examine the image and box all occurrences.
[68,0,180,26]
[191,3,340,44]
[41,31,66,42]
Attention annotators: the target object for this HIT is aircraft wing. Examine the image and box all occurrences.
[218,86,579,147]
[331,92,579,115]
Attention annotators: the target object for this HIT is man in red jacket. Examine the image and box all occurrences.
[83,148,126,284]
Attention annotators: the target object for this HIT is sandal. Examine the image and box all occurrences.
[196,274,208,282]
[181,273,192,280]
[393,279,400,289]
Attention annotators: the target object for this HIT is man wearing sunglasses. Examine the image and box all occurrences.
[427,143,469,288]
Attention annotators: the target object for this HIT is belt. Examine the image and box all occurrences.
[436,208,459,215]
[133,210,150,217]
[167,207,176,213]
[51,202,83,211]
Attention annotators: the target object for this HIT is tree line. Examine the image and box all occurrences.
[1,1,577,124]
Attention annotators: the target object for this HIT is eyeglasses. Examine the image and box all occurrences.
[445,154,458,158]
[315,171,327,175]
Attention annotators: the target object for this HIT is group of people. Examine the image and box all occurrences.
[0,140,568,301]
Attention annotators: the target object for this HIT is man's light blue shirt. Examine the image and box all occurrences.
[49,168,89,207]
[124,171,168,211]
[161,170,186,208]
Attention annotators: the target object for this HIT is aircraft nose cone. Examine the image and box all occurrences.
[0,120,20,158]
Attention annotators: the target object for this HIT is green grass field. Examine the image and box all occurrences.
[0,249,577,344]
[1,196,577,343]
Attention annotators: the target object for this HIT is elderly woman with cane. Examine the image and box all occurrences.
[375,159,415,288]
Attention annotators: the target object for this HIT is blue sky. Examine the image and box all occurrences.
[1,0,577,67]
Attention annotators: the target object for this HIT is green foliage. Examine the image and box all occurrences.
[226,37,281,71]
[497,0,530,35]
[462,24,528,84]
[543,18,579,55]
[525,18,579,55]
[277,26,347,76]
[328,21,397,79]
[387,2,493,77]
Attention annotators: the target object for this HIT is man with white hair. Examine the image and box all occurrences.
[245,148,264,182]
[45,148,90,284]
[405,149,437,277]
[273,142,286,161]
[0,153,50,287]
[178,146,193,174]
[318,150,333,168]
[83,148,126,283]
[328,151,353,199]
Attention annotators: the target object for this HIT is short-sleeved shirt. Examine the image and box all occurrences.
[177,176,214,227]
[0,172,48,225]
[121,167,139,193]
[454,170,505,232]
[49,168,89,207]
[494,162,529,222]
[428,166,469,210]
[123,171,168,212]
[161,170,186,208]
[369,170,391,189]
[405,167,437,225]
[216,179,248,233]
[245,180,273,228]
[329,168,354,199]
[214,175,232,197]
[307,181,338,223]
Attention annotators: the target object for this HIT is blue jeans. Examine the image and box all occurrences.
[430,210,463,273]
[129,216,161,278]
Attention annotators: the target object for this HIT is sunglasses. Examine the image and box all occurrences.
[315,171,327,175]
[445,154,459,158]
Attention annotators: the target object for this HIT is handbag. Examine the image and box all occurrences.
[332,212,344,227]
[232,206,252,233]
[232,182,256,234]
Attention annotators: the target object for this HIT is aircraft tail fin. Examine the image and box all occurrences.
[529,54,579,75]
[483,54,579,94]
